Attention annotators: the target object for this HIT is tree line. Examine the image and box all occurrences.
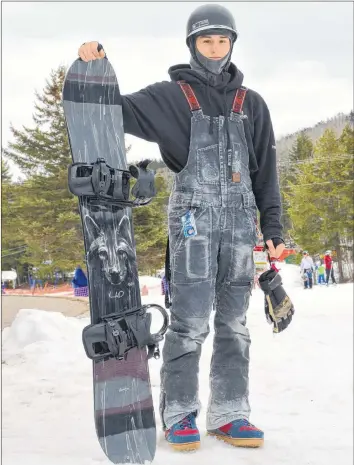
[2,65,353,284]
[279,124,354,281]
[2,67,169,285]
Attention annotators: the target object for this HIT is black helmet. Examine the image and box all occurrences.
[186,4,238,46]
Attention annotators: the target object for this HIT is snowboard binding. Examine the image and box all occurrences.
[69,157,168,361]
[82,304,169,361]
[68,157,156,207]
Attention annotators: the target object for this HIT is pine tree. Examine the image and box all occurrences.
[3,65,171,280]
[335,124,354,279]
[339,124,354,155]
[285,128,353,280]
[1,159,26,275]
[2,66,82,279]
[279,132,314,241]
[133,175,169,274]
[4,67,71,176]
[1,158,12,183]
[12,171,84,276]
[288,131,314,163]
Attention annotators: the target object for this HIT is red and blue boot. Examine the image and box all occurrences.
[165,413,201,451]
[208,419,264,448]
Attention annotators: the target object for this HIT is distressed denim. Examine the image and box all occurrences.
[160,107,257,430]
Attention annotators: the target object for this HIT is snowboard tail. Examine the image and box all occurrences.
[62,57,168,464]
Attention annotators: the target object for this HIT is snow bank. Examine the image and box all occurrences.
[2,309,86,370]
[139,275,162,291]
[2,269,353,465]
[274,262,304,288]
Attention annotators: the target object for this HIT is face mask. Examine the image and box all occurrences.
[193,48,231,75]
[189,29,233,76]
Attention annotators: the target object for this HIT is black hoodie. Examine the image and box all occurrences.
[121,63,283,242]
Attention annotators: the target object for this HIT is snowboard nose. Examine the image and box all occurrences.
[109,271,123,284]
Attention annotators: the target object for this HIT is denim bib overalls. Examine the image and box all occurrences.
[160,82,258,430]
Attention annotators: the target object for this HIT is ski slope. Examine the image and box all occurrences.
[2,264,353,465]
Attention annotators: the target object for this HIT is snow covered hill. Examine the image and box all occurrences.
[2,265,353,465]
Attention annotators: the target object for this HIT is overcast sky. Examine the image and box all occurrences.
[2,1,353,179]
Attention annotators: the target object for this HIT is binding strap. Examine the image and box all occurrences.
[232,86,247,114]
[177,80,201,112]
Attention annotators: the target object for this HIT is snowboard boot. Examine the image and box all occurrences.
[208,419,264,448]
[165,413,201,451]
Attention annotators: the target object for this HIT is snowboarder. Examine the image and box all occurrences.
[300,251,314,289]
[324,250,336,285]
[78,3,285,451]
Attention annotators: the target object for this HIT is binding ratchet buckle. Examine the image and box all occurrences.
[82,304,169,361]
[68,158,156,207]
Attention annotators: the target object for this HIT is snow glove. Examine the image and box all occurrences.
[258,268,295,333]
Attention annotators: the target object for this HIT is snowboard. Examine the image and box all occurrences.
[62,57,168,464]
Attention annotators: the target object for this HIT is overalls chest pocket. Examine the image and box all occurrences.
[196,144,220,185]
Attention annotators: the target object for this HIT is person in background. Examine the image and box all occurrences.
[72,265,88,287]
[317,262,326,285]
[324,250,337,285]
[300,251,314,289]
[72,265,88,297]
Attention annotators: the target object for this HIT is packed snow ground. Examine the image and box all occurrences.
[2,264,353,465]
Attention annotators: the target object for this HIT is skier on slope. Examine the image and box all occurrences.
[78,4,285,451]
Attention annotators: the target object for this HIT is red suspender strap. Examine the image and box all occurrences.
[232,86,247,114]
[177,80,201,112]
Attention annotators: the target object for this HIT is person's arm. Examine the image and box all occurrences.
[78,41,173,146]
[250,94,283,243]
[121,83,171,144]
[121,82,193,173]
